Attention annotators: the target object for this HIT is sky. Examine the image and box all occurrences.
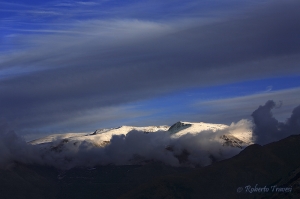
[1,0,300,141]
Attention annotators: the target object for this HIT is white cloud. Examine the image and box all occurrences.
[0,119,252,169]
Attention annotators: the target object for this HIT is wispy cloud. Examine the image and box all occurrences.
[1,0,300,135]
[76,1,99,6]
[193,87,300,124]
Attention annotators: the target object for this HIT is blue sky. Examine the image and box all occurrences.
[1,0,300,140]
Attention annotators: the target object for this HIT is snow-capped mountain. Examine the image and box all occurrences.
[26,121,253,168]
[169,121,227,136]
[29,121,253,150]
[168,121,253,148]
[29,132,89,145]
[29,125,170,147]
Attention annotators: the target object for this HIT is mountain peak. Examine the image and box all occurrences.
[168,121,192,134]
[168,121,229,136]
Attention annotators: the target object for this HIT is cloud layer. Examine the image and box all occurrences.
[1,0,300,134]
[0,120,251,169]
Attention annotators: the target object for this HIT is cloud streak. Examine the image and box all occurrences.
[194,87,300,124]
[1,0,300,134]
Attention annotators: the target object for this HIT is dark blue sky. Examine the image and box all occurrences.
[1,0,300,140]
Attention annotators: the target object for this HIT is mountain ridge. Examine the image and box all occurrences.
[26,120,253,168]
[29,120,252,148]
[2,133,300,199]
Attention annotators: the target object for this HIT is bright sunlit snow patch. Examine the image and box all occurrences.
[169,121,228,138]
[22,120,253,169]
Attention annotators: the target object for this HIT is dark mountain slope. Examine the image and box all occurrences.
[1,135,300,199]
[0,164,58,199]
[120,135,300,199]
[0,163,192,199]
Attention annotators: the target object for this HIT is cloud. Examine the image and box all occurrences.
[1,0,300,134]
[286,105,300,133]
[2,99,299,170]
[76,1,99,6]
[0,119,252,169]
[251,100,283,144]
[0,120,38,169]
[251,100,300,145]
[194,87,300,124]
